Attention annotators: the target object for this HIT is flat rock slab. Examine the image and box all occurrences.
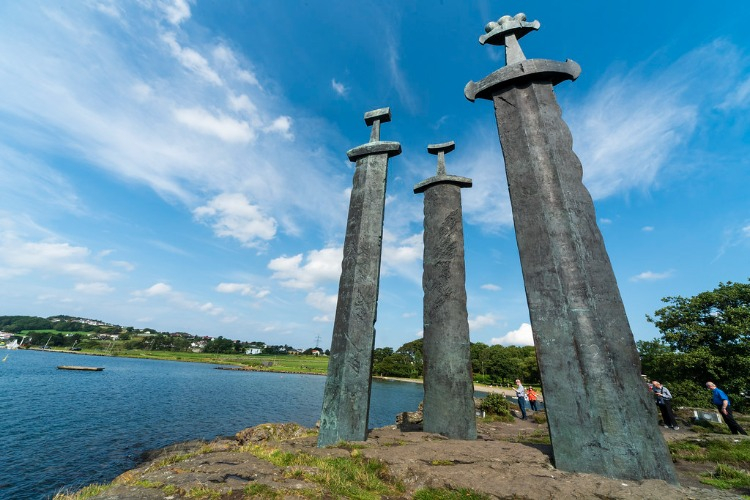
[88,422,743,499]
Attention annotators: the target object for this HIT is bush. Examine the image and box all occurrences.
[479,393,511,417]
[666,380,712,409]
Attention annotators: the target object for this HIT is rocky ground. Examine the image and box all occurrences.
[82,412,748,500]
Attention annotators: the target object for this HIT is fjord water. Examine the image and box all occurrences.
[0,350,425,499]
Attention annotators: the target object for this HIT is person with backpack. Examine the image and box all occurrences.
[652,380,679,430]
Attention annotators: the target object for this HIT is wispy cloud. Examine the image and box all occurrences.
[331,78,348,97]
[132,282,224,316]
[74,282,115,295]
[216,282,270,298]
[159,0,192,25]
[480,284,501,291]
[630,270,673,282]
[0,2,347,232]
[174,107,256,143]
[385,29,418,113]
[570,40,747,200]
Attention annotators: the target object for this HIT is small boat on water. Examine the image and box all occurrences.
[57,366,104,371]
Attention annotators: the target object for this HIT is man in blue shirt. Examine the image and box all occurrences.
[706,381,747,435]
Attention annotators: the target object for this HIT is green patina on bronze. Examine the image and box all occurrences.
[414,141,476,440]
[465,13,678,483]
[318,108,401,447]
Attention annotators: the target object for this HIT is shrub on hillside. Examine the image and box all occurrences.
[479,393,511,418]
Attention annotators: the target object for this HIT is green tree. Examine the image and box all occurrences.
[373,353,416,378]
[643,279,750,411]
[396,339,423,377]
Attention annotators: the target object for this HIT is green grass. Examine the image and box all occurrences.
[413,487,491,499]
[700,463,750,490]
[244,483,281,498]
[52,483,111,500]
[669,438,750,465]
[241,443,404,499]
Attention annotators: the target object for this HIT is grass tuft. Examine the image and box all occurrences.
[700,463,750,490]
[242,442,404,498]
[413,487,491,499]
[52,483,111,500]
[669,438,750,465]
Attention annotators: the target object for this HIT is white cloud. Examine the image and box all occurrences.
[161,32,221,85]
[0,235,116,282]
[718,77,750,110]
[386,33,418,113]
[381,231,422,282]
[212,45,260,87]
[194,193,277,248]
[457,130,514,232]
[132,282,227,318]
[264,116,293,139]
[112,260,136,272]
[630,270,673,282]
[139,282,173,297]
[174,107,256,143]
[228,93,258,115]
[216,282,269,298]
[199,302,223,315]
[160,0,192,25]
[331,79,348,97]
[599,218,613,225]
[491,323,534,347]
[642,226,655,232]
[481,284,501,291]
[469,313,498,331]
[305,290,337,314]
[73,282,115,294]
[268,247,342,290]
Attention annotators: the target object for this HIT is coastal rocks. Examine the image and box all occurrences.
[235,422,313,445]
[395,401,423,431]
[84,422,744,500]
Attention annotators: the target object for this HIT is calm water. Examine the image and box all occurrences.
[0,350,427,499]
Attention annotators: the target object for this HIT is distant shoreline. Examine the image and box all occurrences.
[375,376,517,397]
[22,349,521,396]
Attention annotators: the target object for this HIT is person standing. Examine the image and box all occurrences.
[706,381,747,435]
[651,381,678,430]
[514,379,527,420]
[527,386,539,411]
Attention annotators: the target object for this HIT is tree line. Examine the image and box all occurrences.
[372,338,540,386]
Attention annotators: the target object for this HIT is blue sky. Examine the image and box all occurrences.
[1,1,749,350]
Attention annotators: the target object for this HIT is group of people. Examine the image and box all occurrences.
[514,379,538,420]
[512,378,747,435]
[651,379,747,435]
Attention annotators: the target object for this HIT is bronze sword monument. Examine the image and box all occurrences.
[414,141,476,440]
[318,108,401,447]
[465,14,677,482]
